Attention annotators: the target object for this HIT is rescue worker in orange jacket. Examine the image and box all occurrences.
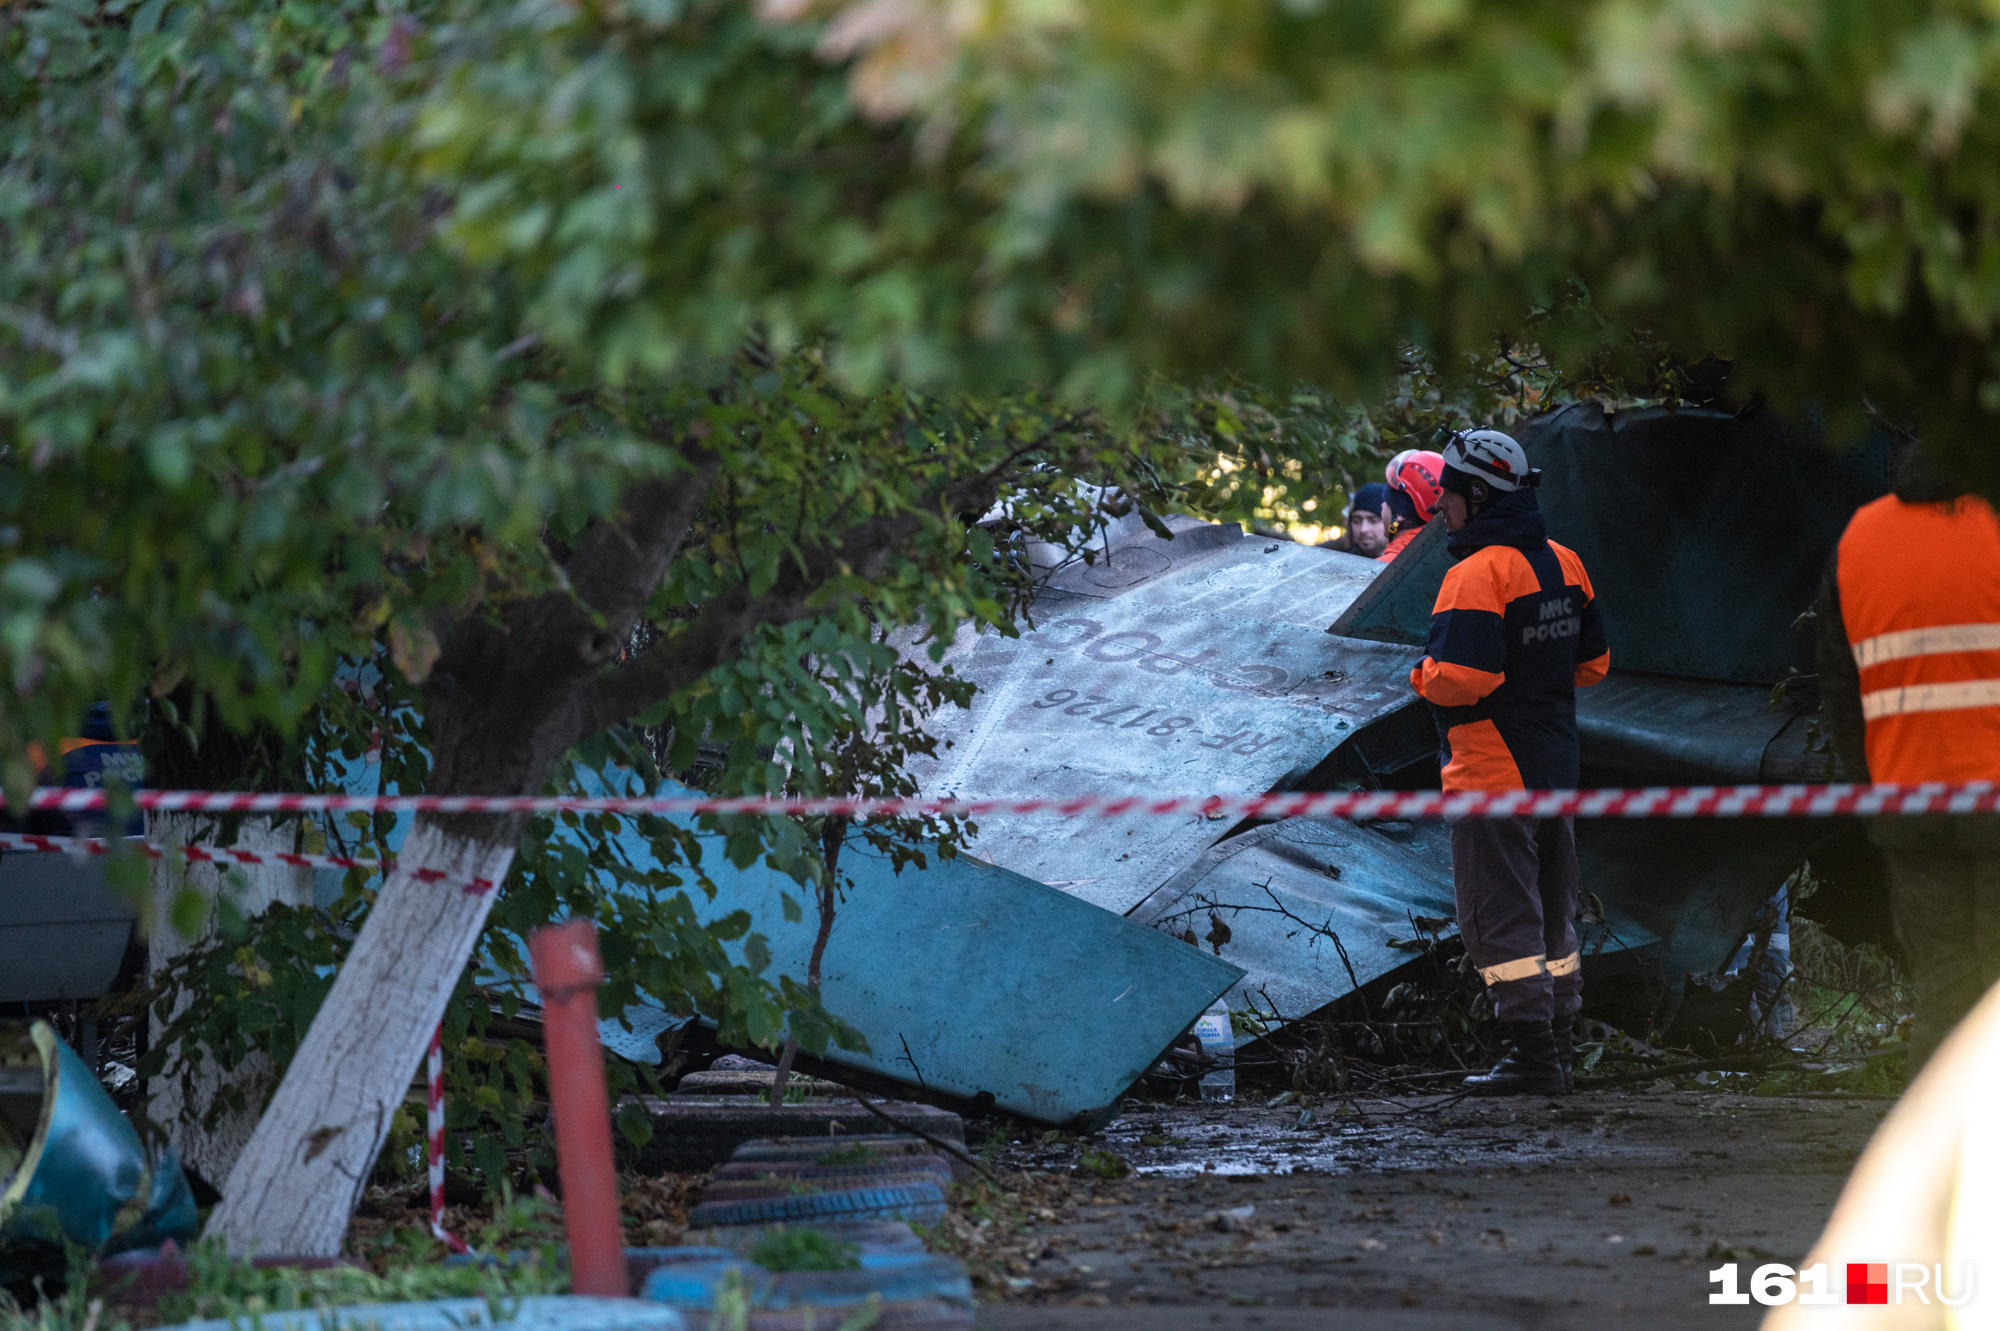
[1377,450,1445,563]
[1817,447,2000,1070]
[1410,430,1610,1095]
[14,702,145,838]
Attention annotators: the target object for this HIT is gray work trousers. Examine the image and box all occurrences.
[1451,816,1583,1023]
[1869,815,2000,1071]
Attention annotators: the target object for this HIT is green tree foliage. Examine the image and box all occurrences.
[0,0,594,783]
[18,0,1940,1208]
[0,0,1392,779]
[0,0,1411,1198]
[427,0,2000,487]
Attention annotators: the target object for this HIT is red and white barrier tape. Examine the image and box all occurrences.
[9,783,1990,892]
[18,781,2000,821]
[427,1022,471,1255]
[0,831,498,894]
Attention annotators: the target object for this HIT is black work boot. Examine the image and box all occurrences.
[1463,1020,1567,1097]
[1551,1013,1576,1094]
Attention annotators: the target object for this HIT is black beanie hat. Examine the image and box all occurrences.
[1348,482,1389,520]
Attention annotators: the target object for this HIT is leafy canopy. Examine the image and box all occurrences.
[17,0,1883,1193]
[2,0,1411,1188]
[422,0,2000,488]
[0,0,1393,785]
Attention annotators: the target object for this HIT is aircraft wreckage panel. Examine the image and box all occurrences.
[664,829,1243,1127]
[557,772,1244,1128]
[911,539,1418,915]
[318,752,1243,1128]
[1127,818,1661,1027]
[1576,673,1797,783]
[1043,527,1388,629]
[1326,404,1891,685]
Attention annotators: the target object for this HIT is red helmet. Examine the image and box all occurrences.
[1385,449,1445,524]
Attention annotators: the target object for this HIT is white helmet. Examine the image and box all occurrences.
[1441,429,1539,493]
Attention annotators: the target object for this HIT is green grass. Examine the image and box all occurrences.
[1,1188,571,1331]
[705,1269,882,1330]
[156,1243,567,1326]
[745,1229,860,1273]
[1075,1150,1130,1180]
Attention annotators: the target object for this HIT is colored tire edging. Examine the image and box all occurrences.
[640,1257,972,1310]
[686,1182,947,1230]
[151,1296,686,1331]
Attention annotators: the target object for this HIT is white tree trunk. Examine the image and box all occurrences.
[204,821,515,1257]
[146,814,317,1193]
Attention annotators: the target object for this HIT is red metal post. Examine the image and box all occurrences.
[528,920,627,1296]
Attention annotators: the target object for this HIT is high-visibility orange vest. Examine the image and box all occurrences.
[1836,493,2000,783]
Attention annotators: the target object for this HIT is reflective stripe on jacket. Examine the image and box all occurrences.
[1411,525,1610,792]
[1836,493,2000,782]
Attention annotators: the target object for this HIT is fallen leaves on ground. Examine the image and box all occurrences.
[926,1170,1084,1300]
[343,1171,709,1263]
[620,1172,708,1246]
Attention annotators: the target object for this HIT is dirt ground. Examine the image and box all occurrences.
[964,1088,1890,1331]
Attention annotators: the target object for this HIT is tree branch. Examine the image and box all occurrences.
[419,444,721,796]
[561,444,722,657]
[575,469,1003,735]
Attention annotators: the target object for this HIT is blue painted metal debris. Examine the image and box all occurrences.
[565,768,1245,1126]
[1127,817,1660,1026]
[640,1254,971,1313]
[0,1020,199,1258]
[908,466,1863,1036]
[321,754,1244,1127]
[902,517,1510,1028]
[0,855,137,1005]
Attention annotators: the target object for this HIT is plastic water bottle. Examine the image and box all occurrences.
[1193,1001,1236,1102]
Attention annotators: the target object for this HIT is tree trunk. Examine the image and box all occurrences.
[147,814,317,1195]
[768,818,844,1106]
[203,820,515,1256]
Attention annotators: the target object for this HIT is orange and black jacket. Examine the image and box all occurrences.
[1816,489,2000,784]
[1409,489,1610,791]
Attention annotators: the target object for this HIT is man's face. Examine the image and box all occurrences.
[1439,490,1471,532]
[1346,507,1387,556]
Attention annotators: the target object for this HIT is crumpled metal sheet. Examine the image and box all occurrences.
[907,517,1671,1025]
[910,521,1420,914]
[1577,819,1825,984]
[0,1021,198,1259]
[1127,818,1456,1022]
[1529,405,1889,684]
[1568,674,1827,984]
[1126,817,1662,1025]
[328,744,1245,1128]
[569,773,1245,1129]
[1576,673,1796,783]
[1327,404,1891,686]
[1326,519,1449,647]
